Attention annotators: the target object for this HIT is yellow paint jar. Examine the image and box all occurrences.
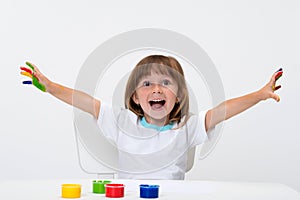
[61,184,81,198]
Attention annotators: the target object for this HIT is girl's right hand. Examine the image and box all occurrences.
[20,62,50,92]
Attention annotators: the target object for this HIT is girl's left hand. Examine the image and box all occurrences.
[259,68,283,102]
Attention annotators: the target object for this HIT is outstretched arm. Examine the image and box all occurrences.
[205,69,283,132]
[21,62,100,119]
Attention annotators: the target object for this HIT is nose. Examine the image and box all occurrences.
[152,83,162,93]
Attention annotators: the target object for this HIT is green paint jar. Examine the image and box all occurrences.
[93,180,111,194]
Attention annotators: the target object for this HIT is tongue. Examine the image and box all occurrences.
[151,103,163,110]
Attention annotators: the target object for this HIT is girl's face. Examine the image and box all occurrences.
[132,72,179,126]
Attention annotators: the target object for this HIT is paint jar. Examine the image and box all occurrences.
[105,183,125,198]
[140,184,159,198]
[92,180,111,194]
[61,184,81,198]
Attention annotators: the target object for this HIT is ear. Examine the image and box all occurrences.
[176,96,180,103]
[132,92,139,105]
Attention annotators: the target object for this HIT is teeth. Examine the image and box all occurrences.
[149,99,166,106]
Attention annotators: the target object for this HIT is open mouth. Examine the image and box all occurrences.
[149,99,166,109]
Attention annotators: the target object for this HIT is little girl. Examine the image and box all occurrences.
[21,55,282,180]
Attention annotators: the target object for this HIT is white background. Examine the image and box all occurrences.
[1,0,299,193]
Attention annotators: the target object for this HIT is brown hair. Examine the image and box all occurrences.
[124,55,189,125]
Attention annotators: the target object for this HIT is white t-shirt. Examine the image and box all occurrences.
[97,102,208,180]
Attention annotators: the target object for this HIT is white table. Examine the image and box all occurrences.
[0,179,299,200]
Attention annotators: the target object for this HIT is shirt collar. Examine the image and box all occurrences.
[140,117,174,131]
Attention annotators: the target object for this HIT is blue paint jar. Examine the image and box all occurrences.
[140,184,159,198]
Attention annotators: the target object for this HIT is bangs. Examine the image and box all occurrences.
[134,63,182,84]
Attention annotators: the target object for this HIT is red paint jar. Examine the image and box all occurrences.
[105,184,125,198]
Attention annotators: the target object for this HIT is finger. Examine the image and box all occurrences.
[275,71,283,81]
[270,93,281,102]
[25,61,38,72]
[276,95,280,102]
[20,71,32,78]
[274,85,281,91]
[22,80,32,84]
[272,84,282,91]
[20,67,32,74]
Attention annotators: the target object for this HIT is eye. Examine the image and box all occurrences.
[161,79,171,86]
[142,81,151,87]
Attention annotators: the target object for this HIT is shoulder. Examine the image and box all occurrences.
[176,110,208,128]
[177,111,209,145]
[98,102,138,127]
